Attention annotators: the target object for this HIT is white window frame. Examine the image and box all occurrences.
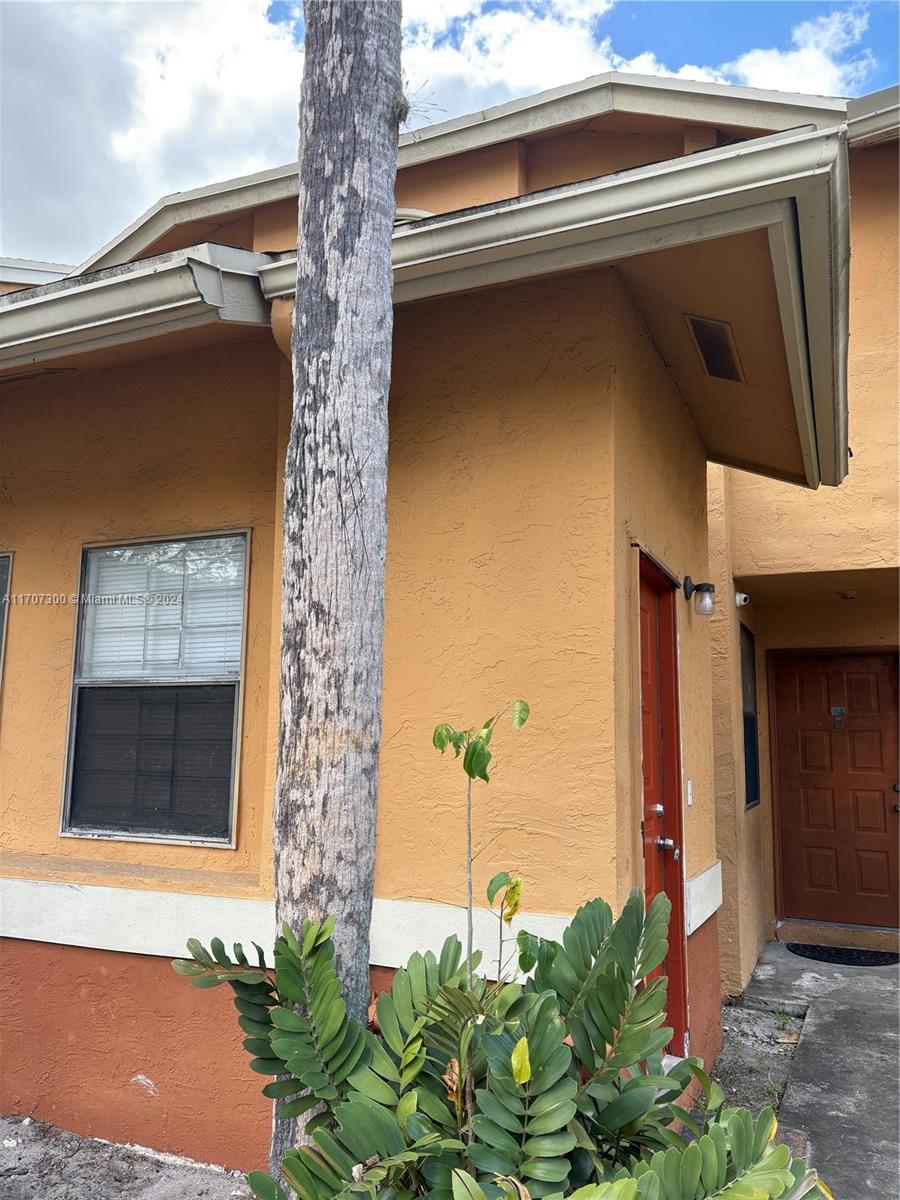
[60,529,251,848]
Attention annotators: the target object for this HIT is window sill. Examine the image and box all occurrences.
[59,827,236,851]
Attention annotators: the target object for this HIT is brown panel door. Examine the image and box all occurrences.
[638,556,687,1052]
[773,652,900,927]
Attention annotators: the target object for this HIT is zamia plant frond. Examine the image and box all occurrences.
[174,890,829,1200]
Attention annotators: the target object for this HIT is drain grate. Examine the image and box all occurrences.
[786,942,899,967]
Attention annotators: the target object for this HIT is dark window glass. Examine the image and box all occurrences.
[740,624,760,809]
[69,684,236,838]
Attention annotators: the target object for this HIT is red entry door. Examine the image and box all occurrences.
[773,652,899,927]
[639,557,688,1053]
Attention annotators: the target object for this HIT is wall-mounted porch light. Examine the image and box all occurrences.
[683,576,715,615]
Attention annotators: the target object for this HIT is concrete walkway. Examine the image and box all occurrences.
[741,941,899,1199]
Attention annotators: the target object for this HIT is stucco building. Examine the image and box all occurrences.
[0,74,895,1169]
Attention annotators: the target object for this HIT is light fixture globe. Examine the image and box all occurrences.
[683,575,715,615]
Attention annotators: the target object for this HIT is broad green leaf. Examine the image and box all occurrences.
[171,959,204,976]
[433,723,453,753]
[246,1171,287,1200]
[262,1079,306,1100]
[210,937,231,967]
[522,1131,576,1157]
[680,1142,702,1198]
[597,1088,657,1133]
[189,974,223,989]
[463,737,492,783]
[452,1170,489,1200]
[488,872,511,906]
[186,938,215,967]
[511,1035,532,1085]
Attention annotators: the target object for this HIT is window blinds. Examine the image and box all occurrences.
[78,535,246,680]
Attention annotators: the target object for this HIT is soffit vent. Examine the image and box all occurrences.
[685,314,744,383]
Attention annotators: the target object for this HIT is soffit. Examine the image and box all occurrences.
[617,229,805,484]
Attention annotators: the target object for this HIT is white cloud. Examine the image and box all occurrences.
[0,3,881,264]
[723,8,874,95]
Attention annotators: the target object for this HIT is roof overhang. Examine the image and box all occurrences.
[846,85,900,147]
[0,244,273,373]
[0,257,72,287]
[75,72,851,275]
[260,124,849,488]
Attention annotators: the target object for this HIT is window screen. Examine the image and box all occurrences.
[65,534,246,841]
[740,623,760,810]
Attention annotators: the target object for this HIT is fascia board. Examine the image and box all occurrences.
[792,132,850,487]
[259,124,845,490]
[0,245,273,370]
[846,86,899,145]
[75,165,300,276]
[0,259,72,285]
[259,126,844,301]
[76,74,848,275]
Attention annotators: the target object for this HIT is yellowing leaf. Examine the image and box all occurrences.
[511,1036,531,1085]
[512,700,530,729]
[502,874,525,923]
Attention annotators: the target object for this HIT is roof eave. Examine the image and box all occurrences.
[74,72,850,276]
[0,244,274,372]
[259,124,849,489]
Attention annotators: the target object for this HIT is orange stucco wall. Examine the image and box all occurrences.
[711,140,900,994]
[0,336,283,897]
[2,265,715,919]
[610,272,716,902]
[725,145,899,577]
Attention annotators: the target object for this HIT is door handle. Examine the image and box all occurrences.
[893,783,900,793]
[648,804,664,816]
[656,837,681,861]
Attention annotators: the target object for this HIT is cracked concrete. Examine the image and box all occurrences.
[736,942,900,1198]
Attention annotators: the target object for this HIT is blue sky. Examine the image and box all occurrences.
[603,3,897,92]
[1,1,896,264]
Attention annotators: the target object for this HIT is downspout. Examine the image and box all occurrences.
[271,297,294,359]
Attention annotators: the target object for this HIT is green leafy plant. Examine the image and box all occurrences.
[175,897,828,1200]
[175,700,829,1200]
[432,699,531,985]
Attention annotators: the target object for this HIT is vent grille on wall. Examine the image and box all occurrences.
[685,315,744,383]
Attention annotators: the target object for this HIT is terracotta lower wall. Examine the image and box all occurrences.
[2,929,720,1168]
[686,915,723,1068]
[0,939,271,1171]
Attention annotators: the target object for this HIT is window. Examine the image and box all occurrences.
[64,533,247,843]
[0,553,11,690]
[740,623,760,810]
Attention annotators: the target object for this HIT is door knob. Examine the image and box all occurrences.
[893,783,899,793]
[648,804,664,815]
[656,837,680,861]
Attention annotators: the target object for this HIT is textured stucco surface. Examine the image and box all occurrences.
[685,914,723,1066]
[610,272,717,903]
[708,466,772,996]
[712,141,900,994]
[379,270,619,914]
[726,145,899,577]
[0,337,282,896]
[0,940,271,1171]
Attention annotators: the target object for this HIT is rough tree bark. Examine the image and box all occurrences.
[271,0,404,1171]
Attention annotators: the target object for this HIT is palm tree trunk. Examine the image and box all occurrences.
[271,0,403,1171]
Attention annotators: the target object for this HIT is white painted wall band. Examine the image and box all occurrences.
[1,869,722,965]
[684,860,723,936]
